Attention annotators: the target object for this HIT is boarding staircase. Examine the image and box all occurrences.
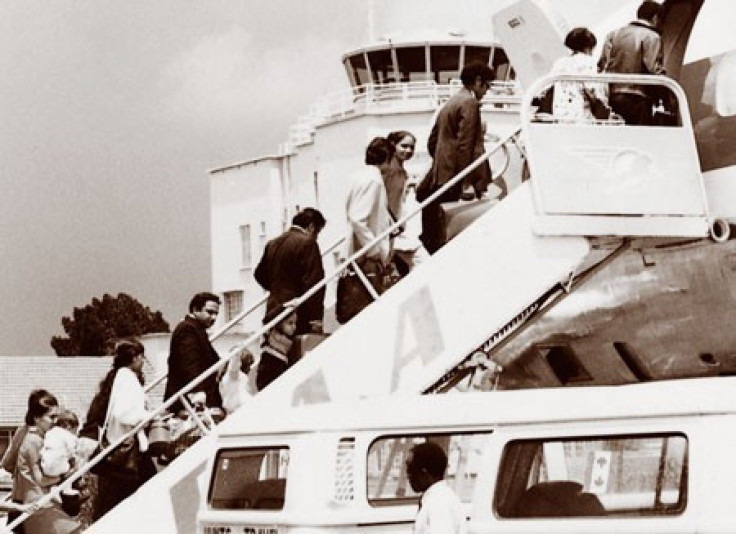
[5,68,723,532]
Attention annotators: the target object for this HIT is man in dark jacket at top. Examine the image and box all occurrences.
[164,292,223,415]
[254,207,327,336]
[421,62,494,254]
[598,0,665,125]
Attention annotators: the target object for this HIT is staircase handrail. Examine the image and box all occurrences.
[142,235,346,395]
[4,126,521,533]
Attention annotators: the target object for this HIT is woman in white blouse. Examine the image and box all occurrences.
[551,27,607,121]
[92,339,155,520]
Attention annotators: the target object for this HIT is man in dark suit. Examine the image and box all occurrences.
[254,208,327,335]
[164,292,223,415]
[421,62,495,253]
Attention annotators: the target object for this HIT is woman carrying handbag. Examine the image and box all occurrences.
[90,339,156,521]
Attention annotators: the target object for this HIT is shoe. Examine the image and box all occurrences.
[460,186,476,201]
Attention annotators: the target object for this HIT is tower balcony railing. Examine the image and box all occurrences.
[288,80,522,147]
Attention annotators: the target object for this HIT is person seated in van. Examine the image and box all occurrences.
[405,441,467,534]
[550,27,609,122]
[255,305,298,392]
[218,344,256,415]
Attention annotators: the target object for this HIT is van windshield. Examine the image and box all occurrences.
[208,446,289,511]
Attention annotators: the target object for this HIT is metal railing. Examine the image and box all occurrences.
[288,80,522,146]
[4,127,522,532]
[141,235,347,396]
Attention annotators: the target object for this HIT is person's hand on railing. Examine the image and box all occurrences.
[188,391,207,408]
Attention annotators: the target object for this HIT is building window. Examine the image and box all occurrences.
[239,224,252,268]
[259,221,267,251]
[0,427,13,460]
[223,291,244,322]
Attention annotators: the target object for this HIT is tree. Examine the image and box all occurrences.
[51,292,170,356]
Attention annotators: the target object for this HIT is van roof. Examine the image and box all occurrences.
[217,376,736,438]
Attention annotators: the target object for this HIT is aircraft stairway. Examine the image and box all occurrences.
[8,65,723,532]
[85,186,600,532]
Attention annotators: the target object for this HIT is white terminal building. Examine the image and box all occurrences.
[208,28,527,334]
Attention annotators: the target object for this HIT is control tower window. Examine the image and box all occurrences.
[492,47,514,82]
[464,46,491,68]
[430,45,461,84]
[347,53,370,87]
[396,46,429,82]
[367,48,395,84]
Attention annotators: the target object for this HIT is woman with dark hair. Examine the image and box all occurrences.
[550,27,607,121]
[92,339,156,521]
[11,389,81,533]
[384,130,429,275]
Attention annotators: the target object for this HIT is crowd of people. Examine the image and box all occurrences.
[0,3,668,531]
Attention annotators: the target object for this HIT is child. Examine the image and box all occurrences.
[40,409,88,517]
[255,306,298,392]
[218,344,256,415]
[40,409,80,477]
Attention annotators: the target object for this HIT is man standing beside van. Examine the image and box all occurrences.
[406,441,467,534]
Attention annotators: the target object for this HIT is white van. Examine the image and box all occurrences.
[197,377,736,533]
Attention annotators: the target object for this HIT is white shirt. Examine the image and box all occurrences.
[550,53,605,121]
[219,351,254,414]
[345,165,392,263]
[40,426,78,477]
[414,480,467,534]
[106,367,151,450]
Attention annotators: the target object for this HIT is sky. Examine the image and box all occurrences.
[0,0,623,355]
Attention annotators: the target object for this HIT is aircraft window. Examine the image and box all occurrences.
[430,45,461,84]
[396,46,429,82]
[715,50,736,117]
[464,46,491,68]
[495,433,687,518]
[366,431,491,507]
[208,446,289,510]
[367,48,395,84]
[348,53,370,87]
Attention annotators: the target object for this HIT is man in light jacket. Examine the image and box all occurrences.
[598,0,665,125]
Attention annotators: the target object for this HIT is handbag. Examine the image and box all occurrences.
[335,260,386,324]
[93,434,138,478]
[583,88,611,120]
[415,168,436,203]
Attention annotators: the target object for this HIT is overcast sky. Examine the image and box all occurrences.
[0,0,623,355]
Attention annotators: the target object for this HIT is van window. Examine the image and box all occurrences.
[367,432,492,507]
[495,433,687,518]
[208,446,289,510]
